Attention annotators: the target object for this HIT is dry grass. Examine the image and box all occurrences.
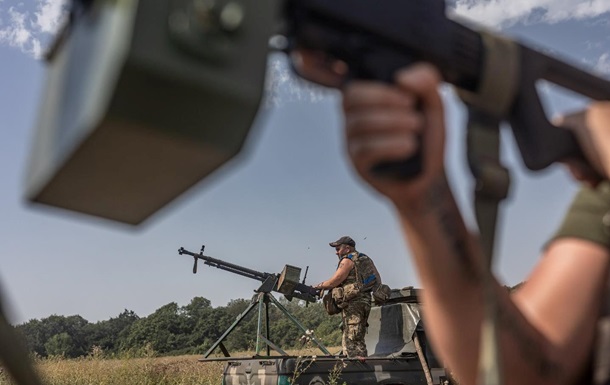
[0,346,341,385]
[0,355,224,385]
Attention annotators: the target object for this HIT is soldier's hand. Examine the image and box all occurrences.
[342,63,446,208]
[556,101,610,186]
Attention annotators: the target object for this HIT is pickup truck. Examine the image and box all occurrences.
[209,288,454,385]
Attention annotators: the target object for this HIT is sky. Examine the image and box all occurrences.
[1,0,609,325]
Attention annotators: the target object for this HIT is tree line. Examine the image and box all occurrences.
[14,296,342,358]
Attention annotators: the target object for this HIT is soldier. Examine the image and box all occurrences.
[314,236,372,358]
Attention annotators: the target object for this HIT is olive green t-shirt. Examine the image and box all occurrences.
[550,181,610,249]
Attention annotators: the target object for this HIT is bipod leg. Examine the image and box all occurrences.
[202,296,259,358]
[265,295,271,356]
[267,294,331,355]
[259,334,287,356]
[255,293,286,356]
[255,292,265,355]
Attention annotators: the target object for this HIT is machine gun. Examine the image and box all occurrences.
[178,245,329,358]
[178,245,320,303]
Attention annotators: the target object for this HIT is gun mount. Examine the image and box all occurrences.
[178,245,329,358]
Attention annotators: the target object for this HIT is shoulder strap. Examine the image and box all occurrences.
[336,253,355,269]
[349,253,362,289]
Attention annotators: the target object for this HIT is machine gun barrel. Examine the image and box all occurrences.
[178,247,271,282]
[178,246,320,303]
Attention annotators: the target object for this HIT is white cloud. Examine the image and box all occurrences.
[452,0,610,29]
[35,0,66,34]
[595,52,610,74]
[0,6,40,57]
[0,0,67,58]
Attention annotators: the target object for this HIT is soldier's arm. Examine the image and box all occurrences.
[396,175,608,385]
[316,259,354,290]
[341,65,609,385]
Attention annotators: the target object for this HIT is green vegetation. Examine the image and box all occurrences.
[12,296,342,359]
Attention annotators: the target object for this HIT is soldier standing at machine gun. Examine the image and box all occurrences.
[314,236,372,359]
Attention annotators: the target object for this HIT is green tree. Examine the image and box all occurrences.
[87,309,139,354]
[120,303,189,354]
[16,318,46,356]
[17,315,89,357]
[15,295,344,358]
[45,332,75,357]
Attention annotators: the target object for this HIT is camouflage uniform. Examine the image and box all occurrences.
[339,252,372,357]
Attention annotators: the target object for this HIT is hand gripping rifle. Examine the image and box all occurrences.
[178,246,320,303]
[282,0,610,178]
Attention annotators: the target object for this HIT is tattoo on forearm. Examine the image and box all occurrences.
[497,303,564,380]
[423,176,481,281]
[417,177,563,380]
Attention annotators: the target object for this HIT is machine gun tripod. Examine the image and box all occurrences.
[178,245,330,358]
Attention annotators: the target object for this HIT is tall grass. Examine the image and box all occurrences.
[0,345,340,385]
[0,351,225,385]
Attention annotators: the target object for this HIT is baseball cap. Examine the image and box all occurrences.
[329,236,356,248]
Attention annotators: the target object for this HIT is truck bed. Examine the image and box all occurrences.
[219,354,449,385]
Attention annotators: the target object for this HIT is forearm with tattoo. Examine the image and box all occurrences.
[399,175,565,384]
[418,175,482,282]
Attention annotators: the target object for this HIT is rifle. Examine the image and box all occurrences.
[26,0,610,223]
[178,246,320,303]
[282,0,610,178]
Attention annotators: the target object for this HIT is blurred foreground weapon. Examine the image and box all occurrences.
[178,245,329,358]
[0,289,43,385]
[25,0,610,224]
[25,0,277,224]
[178,245,320,303]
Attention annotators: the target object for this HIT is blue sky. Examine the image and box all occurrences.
[1,0,609,325]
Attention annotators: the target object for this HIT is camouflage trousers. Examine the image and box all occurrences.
[341,300,371,357]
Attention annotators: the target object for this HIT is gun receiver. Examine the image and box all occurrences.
[283,0,610,178]
[178,246,320,303]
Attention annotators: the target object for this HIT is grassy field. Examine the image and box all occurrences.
[0,355,225,385]
[0,347,340,385]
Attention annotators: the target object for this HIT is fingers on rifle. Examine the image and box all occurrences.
[342,81,417,112]
[395,63,446,171]
[394,63,443,111]
[343,81,424,167]
[564,159,602,187]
